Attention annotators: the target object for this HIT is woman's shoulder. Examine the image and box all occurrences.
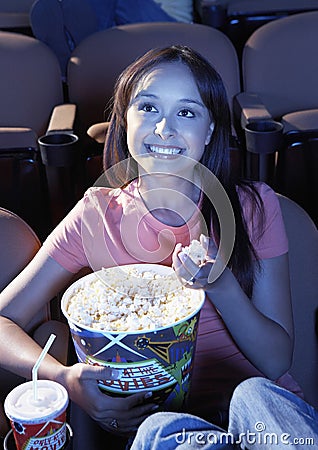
[83,181,137,200]
[237,181,277,203]
[237,181,283,227]
[77,182,139,227]
[81,182,136,208]
[83,185,122,201]
[237,181,288,257]
[236,181,282,223]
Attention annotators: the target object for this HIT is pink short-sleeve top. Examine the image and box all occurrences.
[43,180,301,419]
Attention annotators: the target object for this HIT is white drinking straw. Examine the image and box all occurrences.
[32,334,56,401]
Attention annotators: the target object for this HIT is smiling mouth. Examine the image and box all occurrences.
[146,144,183,156]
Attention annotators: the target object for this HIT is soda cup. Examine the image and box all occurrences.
[4,380,69,450]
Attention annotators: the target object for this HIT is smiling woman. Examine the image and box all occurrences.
[126,62,214,182]
[0,45,300,450]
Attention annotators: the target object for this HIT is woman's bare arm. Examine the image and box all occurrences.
[0,247,74,378]
[173,246,293,380]
[0,248,157,433]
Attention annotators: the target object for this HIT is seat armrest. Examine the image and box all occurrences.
[233,93,283,182]
[0,127,37,150]
[47,103,77,134]
[233,92,273,130]
[87,121,110,144]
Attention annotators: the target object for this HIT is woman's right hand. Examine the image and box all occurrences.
[172,235,220,290]
[60,363,157,436]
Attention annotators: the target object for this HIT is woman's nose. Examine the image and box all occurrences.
[154,117,175,139]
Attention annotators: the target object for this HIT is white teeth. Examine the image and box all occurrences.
[149,145,181,155]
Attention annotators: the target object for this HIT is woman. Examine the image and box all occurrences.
[0,46,300,448]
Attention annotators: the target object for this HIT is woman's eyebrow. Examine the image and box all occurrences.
[134,91,157,99]
[134,91,205,108]
[179,98,205,108]
[129,91,157,105]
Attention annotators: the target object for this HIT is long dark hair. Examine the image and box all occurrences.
[103,45,263,297]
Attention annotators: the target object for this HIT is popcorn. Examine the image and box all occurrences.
[65,266,200,332]
[180,237,208,266]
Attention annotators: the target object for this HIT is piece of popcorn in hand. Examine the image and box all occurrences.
[180,236,208,266]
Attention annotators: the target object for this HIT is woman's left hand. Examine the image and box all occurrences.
[172,235,218,291]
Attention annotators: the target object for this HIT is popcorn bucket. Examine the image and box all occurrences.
[61,264,205,411]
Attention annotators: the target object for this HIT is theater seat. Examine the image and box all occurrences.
[0,207,69,438]
[235,11,318,224]
[0,0,34,32]
[0,31,80,238]
[196,0,318,60]
[278,194,318,407]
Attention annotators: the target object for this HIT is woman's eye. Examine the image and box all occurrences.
[178,109,195,118]
[141,103,157,113]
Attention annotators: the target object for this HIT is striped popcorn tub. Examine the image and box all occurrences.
[61,264,205,411]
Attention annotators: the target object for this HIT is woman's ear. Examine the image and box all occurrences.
[205,122,215,145]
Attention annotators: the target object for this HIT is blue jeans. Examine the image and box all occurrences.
[90,0,176,29]
[31,0,176,78]
[130,377,318,449]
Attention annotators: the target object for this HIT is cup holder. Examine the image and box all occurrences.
[38,132,79,167]
[244,120,283,154]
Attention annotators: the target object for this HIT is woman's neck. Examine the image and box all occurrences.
[137,171,201,226]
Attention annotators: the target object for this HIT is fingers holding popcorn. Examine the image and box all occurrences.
[173,235,218,288]
[173,244,201,285]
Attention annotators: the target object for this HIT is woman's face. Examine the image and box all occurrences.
[126,61,214,176]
